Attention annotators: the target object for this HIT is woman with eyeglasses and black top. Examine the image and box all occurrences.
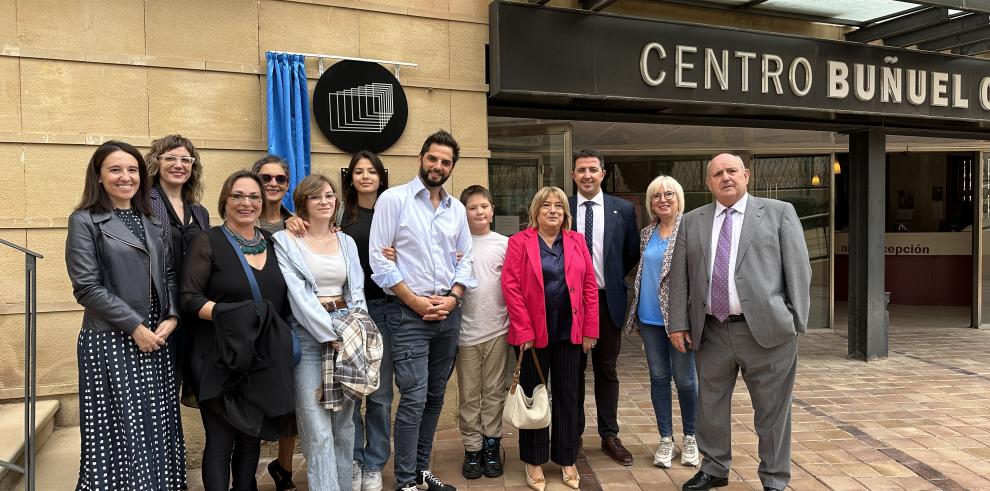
[66,140,186,490]
[181,170,296,491]
[340,150,391,491]
[145,135,210,400]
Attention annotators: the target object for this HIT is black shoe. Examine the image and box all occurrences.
[482,437,503,478]
[267,459,297,491]
[462,450,483,479]
[417,469,456,491]
[682,471,728,491]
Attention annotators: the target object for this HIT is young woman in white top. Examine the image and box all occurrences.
[273,174,366,491]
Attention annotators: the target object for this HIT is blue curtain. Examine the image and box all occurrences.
[266,52,311,212]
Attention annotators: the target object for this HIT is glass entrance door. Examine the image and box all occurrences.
[488,123,572,235]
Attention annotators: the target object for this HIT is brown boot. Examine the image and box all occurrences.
[602,436,634,466]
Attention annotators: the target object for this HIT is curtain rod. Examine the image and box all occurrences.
[266,50,418,80]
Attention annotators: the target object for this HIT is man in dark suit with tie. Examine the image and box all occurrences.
[669,154,811,491]
[568,149,640,465]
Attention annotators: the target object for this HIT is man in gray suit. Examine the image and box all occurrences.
[669,153,811,491]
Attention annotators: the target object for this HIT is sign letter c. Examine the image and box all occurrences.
[641,42,666,86]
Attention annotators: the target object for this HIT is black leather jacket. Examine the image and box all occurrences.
[65,209,179,334]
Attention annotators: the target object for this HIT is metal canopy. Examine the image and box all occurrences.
[575,1,990,57]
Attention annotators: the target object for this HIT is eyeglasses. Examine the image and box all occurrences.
[307,193,337,202]
[159,154,195,165]
[228,193,263,203]
[260,173,288,185]
[651,191,676,202]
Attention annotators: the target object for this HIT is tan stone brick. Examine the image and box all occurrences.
[22,144,95,220]
[359,11,449,82]
[196,149,266,214]
[148,68,262,141]
[0,229,27,312]
[0,0,15,47]
[259,2,360,63]
[449,0,490,17]
[0,144,25,220]
[16,0,145,55]
[363,0,448,11]
[146,0,259,66]
[20,60,150,137]
[378,154,420,187]
[27,228,77,305]
[450,90,487,151]
[0,310,80,391]
[387,87,451,156]
[448,157,487,199]
[309,152,351,190]
[448,21,486,84]
[0,55,19,134]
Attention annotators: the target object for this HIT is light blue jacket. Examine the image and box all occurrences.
[273,230,367,343]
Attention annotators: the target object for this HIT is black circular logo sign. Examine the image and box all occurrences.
[312,60,409,154]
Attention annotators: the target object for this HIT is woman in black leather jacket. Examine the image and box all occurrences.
[64,140,186,490]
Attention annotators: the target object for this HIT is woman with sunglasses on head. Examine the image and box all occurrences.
[339,150,392,491]
[273,174,374,491]
[146,135,210,397]
[181,170,296,491]
[250,154,304,490]
[622,176,700,470]
[66,140,186,490]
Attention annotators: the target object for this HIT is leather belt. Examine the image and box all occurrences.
[707,314,746,323]
[321,298,347,312]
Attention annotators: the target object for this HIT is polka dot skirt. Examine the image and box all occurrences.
[76,209,186,490]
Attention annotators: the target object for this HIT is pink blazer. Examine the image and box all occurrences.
[501,228,599,348]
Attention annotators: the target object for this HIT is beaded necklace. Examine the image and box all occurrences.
[223,224,267,255]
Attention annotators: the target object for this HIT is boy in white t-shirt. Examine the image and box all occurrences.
[456,185,511,481]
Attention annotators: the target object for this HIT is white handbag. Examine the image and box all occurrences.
[502,348,551,430]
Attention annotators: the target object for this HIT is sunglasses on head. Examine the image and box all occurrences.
[260,173,288,185]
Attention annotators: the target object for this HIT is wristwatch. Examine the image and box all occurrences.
[441,289,463,309]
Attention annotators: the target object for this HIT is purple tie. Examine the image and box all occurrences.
[711,208,734,322]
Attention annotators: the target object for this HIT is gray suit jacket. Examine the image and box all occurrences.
[668,195,811,349]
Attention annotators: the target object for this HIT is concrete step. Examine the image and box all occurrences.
[0,400,60,491]
[9,427,78,491]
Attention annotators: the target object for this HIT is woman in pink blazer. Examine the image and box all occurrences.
[501,186,599,491]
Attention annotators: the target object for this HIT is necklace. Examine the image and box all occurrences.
[224,224,267,255]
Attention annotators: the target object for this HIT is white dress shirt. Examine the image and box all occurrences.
[707,193,748,316]
[369,176,478,296]
[575,190,605,288]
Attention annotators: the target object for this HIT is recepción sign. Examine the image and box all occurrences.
[489,1,990,124]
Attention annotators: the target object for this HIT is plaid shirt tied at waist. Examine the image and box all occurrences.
[320,307,383,411]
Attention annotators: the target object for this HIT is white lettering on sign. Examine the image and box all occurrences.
[638,42,990,115]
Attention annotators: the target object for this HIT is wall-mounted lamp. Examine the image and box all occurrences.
[811,175,821,186]
[833,161,841,175]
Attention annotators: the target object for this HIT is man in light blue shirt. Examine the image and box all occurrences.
[369,129,477,491]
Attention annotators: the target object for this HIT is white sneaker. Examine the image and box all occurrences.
[352,461,363,491]
[362,470,383,491]
[681,435,701,467]
[653,436,677,468]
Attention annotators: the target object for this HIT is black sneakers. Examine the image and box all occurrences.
[482,437,503,478]
[416,470,456,491]
[462,450,483,479]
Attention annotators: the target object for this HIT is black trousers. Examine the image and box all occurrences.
[200,406,261,491]
[592,291,622,438]
[517,341,587,466]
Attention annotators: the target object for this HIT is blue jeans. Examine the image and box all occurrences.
[387,299,460,489]
[353,298,393,471]
[294,310,356,491]
[639,323,698,437]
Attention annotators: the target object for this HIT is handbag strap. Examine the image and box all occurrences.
[221,226,263,303]
[510,347,547,394]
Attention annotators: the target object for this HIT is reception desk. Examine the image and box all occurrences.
[834,232,972,306]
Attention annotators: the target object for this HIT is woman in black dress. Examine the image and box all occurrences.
[65,140,186,490]
[145,134,209,397]
[181,170,295,491]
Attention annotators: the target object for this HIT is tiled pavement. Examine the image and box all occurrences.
[184,325,990,491]
[32,325,990,490]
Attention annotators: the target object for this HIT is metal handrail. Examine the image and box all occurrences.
[0,238,42,491]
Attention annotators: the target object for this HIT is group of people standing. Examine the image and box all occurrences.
[65,127,810,491]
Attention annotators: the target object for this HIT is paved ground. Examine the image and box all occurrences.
[24,324,990,490]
